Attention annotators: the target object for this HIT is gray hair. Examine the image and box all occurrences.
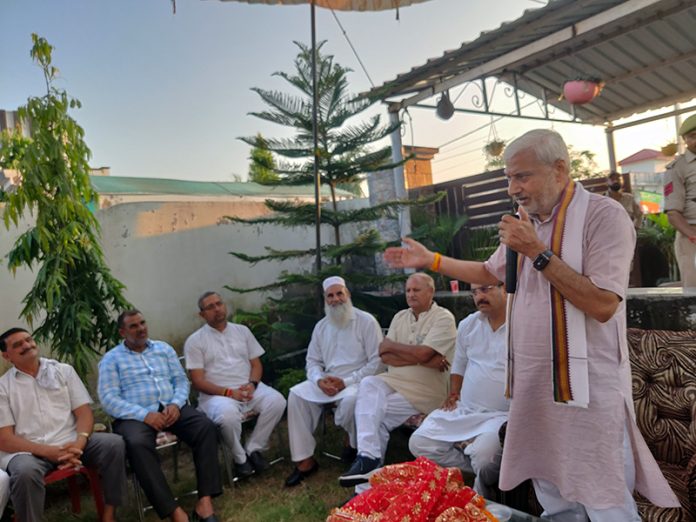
[407,272,435,291]
[503,129,570,172]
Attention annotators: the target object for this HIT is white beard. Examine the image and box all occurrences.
[325,300,354,328]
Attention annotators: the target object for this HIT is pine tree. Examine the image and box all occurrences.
[226,41,439,355]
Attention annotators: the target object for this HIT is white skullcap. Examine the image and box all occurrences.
[322,276,346,292]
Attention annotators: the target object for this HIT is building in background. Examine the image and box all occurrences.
[619,149,672,213]
[402,146,439,189]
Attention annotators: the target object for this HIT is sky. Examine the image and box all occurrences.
[0,0,690,184]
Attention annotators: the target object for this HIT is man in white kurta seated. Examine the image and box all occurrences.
[284,276,384,487]
[184,291,286,478]
[409,282,509,499]
[339,272,457,487]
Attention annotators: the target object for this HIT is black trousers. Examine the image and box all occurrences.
[113,405,222,519]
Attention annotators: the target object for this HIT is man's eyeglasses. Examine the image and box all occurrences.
[471,283,503,296]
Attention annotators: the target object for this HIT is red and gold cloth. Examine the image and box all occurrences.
[326,457,498,521]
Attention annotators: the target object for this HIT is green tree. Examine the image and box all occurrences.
[248,133,279,184]
[237,41,411,249]
[0,34,130,378]
[568,146,599,179]
[226,41,438,353]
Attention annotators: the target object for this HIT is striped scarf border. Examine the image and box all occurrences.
[549,181,575,403]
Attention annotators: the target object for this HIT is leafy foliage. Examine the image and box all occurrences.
[0,34,130,378]
[568,146,599,179]
[637,212,678,281]
[248,133,279,185]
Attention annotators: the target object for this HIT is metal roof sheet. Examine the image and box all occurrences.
[90,175,353,198]
[368,0,696,124]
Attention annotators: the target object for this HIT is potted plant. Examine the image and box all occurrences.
[661,143,677,156]
[561,77,604,105]
[484,139,505,157]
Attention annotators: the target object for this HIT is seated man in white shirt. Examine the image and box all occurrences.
[339,272,457,487]
[285,276,384,487]
[0,327,126,522]
[409,282,509,499]
[184,291,286,479]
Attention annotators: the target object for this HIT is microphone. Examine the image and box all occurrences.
[506,247,518,294]
[505,212,520,294]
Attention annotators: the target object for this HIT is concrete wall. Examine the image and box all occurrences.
[0,197,339,349]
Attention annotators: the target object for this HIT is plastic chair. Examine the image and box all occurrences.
[12,466,105,521]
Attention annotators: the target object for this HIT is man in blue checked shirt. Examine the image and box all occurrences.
[98,309,221,522]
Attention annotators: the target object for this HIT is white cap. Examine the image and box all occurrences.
[322,276,346,292]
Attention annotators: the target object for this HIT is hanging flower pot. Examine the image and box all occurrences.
[484,139,505,157]
[661,143,677,156]
[561,79,603,105]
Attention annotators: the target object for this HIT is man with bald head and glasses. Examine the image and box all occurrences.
[409,282,508,499]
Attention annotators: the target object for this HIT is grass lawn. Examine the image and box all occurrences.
[38,418,403,522]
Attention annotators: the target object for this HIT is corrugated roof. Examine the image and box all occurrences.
[90,175,353,198]
[368,0,696,124]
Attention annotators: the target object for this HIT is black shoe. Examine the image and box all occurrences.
[338,455,381,487]
[248,450,270,473]
[235,459,255,479]
[190,509,219,522]
[340,446,358,464]
[284,461,319,487]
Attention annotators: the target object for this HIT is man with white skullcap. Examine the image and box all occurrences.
[284,276,384,487]
[664,113,696,287]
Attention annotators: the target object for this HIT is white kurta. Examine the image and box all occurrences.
[184,322,264,407]
[287,307,384,460]
[414,311,509,443]
[295,307,384,399]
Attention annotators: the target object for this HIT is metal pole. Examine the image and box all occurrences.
[605,123,617,172]
[388,110,411,239]
[311,1,322,274]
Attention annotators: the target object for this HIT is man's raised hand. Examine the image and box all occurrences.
[384,237,434,269]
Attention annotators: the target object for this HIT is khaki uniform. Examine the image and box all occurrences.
[664,150,696,287]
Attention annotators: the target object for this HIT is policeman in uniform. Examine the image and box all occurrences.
[664,113,696,287]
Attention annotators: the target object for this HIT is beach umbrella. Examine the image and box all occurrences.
[213,0,433,272]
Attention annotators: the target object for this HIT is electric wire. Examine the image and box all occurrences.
[330,9,375,87]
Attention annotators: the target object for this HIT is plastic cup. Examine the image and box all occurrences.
[449,280,459,293]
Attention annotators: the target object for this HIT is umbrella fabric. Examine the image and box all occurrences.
[218,0,430,11]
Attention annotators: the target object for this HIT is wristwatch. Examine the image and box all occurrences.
[533,249,555,271]
[249,380,259,389]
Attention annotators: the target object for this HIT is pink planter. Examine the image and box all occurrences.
[563,80,601,104]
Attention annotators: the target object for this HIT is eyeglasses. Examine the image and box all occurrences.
[471,283,503,296]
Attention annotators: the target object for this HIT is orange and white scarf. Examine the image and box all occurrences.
[506,181,590,408]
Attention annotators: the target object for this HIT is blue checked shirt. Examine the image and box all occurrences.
[98,340,189,422]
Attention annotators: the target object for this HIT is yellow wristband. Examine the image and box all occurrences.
[430,252,442,272]
[77,432,91,440]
